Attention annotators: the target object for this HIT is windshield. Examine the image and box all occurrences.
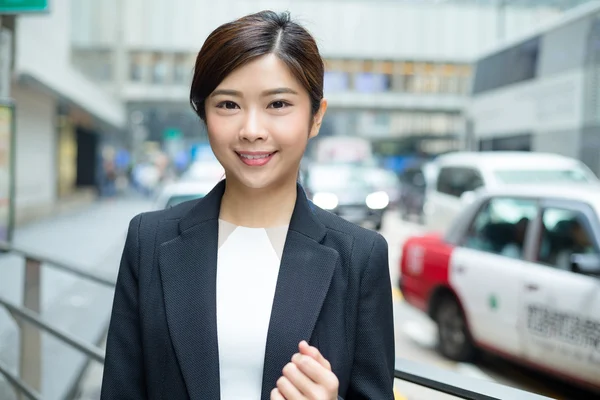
[307,165,371,191]
[494,168,593,184]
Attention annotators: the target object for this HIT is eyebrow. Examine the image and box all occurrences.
[210,87,299,98]
[210,89,242,98]
[262,88,299,96]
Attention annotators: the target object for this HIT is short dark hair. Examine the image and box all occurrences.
[190,10,324,122]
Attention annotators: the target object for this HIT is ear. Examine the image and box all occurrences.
[309,99,328,139]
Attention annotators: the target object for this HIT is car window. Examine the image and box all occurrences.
[436,167,484,197]
[462,197,538,259]
[536,207,599,273]
[306,165,370,191]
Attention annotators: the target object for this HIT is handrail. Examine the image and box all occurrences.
[0,242,558,400]
[0,241,114,399]
[0,296,105,363]
[0,360,40,400]
[0,241,116,287]
[394,358,554,400]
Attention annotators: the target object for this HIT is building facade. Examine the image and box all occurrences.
[2,0,125,226]
[69,0,573,163]
[468,1,600,175]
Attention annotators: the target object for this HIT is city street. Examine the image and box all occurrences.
[0,201,593,400]
[0,195,153,400]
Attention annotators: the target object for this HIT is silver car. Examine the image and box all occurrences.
[304,163,390,230]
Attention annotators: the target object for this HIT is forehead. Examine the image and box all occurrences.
[216,54,303,91]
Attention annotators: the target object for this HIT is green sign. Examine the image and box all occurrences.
[0,0,49,14]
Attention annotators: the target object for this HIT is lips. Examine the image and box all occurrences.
[236,151,277,167]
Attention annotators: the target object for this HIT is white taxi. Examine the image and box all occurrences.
[423,152,598,233]
[399,184,600,393]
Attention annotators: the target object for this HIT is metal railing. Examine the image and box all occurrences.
[0,241,555,400]
[0,241,115,400]
[393,358,553,400]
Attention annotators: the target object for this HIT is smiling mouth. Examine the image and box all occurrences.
[236,151,277,166]
[237,152,275,160]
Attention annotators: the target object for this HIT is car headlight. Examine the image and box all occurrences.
[312,192,338,210]
[366,191,389,210]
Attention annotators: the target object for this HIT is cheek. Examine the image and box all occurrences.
[206,118,234,148]
[271,114,310,149]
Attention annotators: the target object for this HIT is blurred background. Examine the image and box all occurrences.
[1,0,600,399]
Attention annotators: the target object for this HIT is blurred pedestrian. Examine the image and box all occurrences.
[101,10,394,400]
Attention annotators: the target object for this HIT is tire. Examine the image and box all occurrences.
[434,295,477,362]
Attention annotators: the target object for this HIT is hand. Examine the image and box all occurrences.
[271,341,339,400]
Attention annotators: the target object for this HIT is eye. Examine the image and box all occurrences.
[269,100,291,109]
[216,101,239,110]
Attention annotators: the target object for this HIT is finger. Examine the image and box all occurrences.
[283,361,319,398]
[271,388,286,400]
[298,341,331,371]
[276,376,304,400]
[293,354,337,387]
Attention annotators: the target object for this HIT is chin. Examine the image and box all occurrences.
[229,174,278,190]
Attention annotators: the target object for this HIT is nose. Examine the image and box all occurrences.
[239,109,267,142]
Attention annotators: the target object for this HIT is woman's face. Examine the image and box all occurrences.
[205,54,326,191]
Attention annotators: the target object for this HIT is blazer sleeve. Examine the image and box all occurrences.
[100,214,147,399]
[345,233,396,399]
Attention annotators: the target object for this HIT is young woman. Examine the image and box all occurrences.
[101,10,395,400]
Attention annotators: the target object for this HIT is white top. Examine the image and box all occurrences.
[216,219,289,400]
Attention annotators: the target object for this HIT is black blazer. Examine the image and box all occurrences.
[100,180,395,400]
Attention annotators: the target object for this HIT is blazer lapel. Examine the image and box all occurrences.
[158,181,225,400]
[261,185,340,400]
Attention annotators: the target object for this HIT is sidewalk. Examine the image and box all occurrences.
[0,194,153,400]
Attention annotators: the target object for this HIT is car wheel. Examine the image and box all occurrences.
[435,295,477,362]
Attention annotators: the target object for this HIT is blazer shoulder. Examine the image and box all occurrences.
[129,198,199,238]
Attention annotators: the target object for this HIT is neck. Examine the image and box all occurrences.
[219,178,298,228]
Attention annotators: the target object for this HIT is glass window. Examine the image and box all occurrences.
[436,167,484,197]
[354,73,390,92]
[173,54,190,84]
[152,53,168,84]
[472,36,540,95]
[536,208,598,271]
[129,52,145,82]
[462,198,538,258]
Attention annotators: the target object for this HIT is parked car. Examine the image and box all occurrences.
[398,163,428,223]
[364,167,401,209]
[399,183,600,394]
[304,163,389,230]
[423,151,598,233]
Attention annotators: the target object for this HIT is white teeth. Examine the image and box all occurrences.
[240,153,271,160]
